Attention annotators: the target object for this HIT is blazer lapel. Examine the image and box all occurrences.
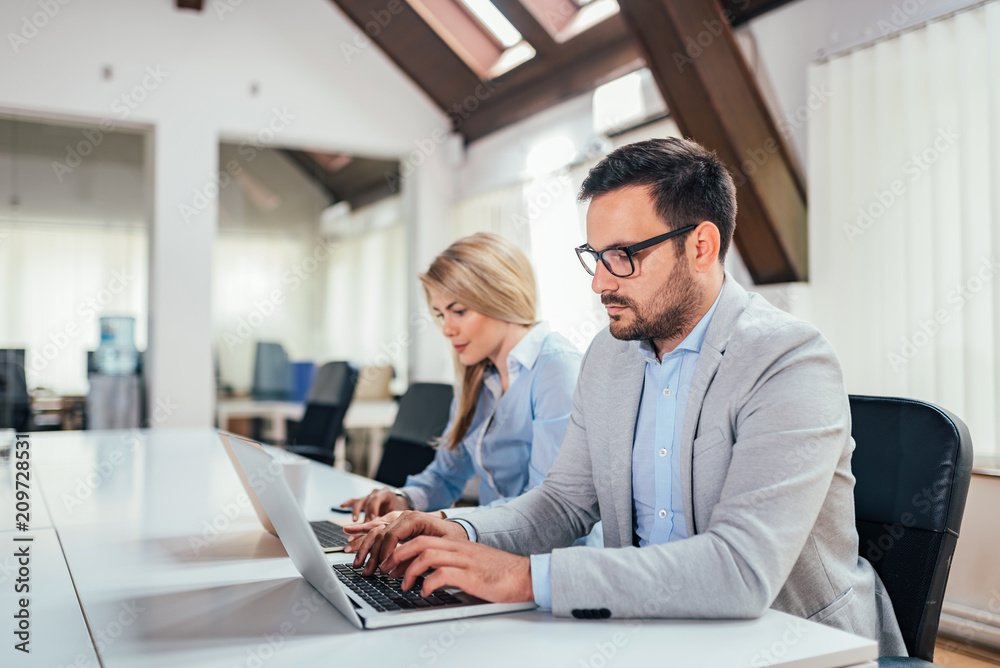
[606,343,647,548]
[678,274,750,536]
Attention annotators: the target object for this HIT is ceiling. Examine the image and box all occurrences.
[327,0,799,143]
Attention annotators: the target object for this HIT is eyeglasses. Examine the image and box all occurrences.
[575,225,697,278]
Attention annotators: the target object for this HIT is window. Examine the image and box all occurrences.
[407,0,535,79]
[519,0,619,43]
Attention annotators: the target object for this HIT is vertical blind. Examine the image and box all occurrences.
[807,1,1000,459]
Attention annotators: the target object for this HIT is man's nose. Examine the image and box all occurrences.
[591,260,618,295]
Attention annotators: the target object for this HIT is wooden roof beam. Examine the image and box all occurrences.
[617,0,807,283]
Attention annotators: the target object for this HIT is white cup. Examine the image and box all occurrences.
[275,454,310,507]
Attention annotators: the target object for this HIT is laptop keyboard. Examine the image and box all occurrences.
[310,521,351,549]
[333,563,463,612]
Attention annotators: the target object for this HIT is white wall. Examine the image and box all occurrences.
[0,0,452,426]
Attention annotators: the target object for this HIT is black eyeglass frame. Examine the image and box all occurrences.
[575,224,698,277]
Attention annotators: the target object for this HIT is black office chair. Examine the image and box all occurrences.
[284,361,359,467]
[849,395,973,667]
[0,350,31,432]
[373,383,454,488]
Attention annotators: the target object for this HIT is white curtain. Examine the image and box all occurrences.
[319,220,407,389]
[213,231,326,393]
[449,169,609,353]
[807,2,1000,459]
[213,198,408,394]
[0,222,148,395]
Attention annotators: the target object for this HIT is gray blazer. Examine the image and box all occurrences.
[464,276,907,657]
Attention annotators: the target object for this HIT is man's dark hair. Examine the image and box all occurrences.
[579,137,737,262]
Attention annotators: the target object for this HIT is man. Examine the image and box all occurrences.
[346,137,906,656]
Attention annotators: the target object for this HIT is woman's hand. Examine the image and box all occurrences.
[339,488,410,522]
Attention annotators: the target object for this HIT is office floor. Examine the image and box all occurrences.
[936,637,1000,666]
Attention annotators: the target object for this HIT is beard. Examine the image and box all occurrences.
[603,259,703,343]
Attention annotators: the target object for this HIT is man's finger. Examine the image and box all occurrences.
[400,548,467,591]
[352,526,383,569]
[382,536,457,572]
[343,519,384,534]
[420,567,469,599]
[361,533,386,576]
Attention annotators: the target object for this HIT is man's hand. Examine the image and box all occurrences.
[386,537,533,604]
[343,510,467,576]
[343,510,445,554]
[339,488,410,522]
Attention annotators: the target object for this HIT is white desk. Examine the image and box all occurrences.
[5,429,878,668]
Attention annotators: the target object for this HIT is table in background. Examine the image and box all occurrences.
[3,429,879,668]
[216,398,398,475]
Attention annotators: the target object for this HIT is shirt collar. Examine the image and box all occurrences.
[508,322,549,374]
[636,282,724,363]
[483,322,549,388]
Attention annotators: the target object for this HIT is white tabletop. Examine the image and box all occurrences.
[3,428,878,668]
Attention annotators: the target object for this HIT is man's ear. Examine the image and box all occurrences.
[691,221,721,274]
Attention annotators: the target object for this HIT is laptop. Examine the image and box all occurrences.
[219,433,351,552]
[224,433,536,629]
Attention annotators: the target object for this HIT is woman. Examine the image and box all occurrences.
[340,232,581,525]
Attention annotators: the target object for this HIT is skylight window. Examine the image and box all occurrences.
[520,0,619,43]
[407,0,535,80]
[458,0,522,48]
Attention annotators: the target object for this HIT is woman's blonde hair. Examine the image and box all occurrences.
[419,233,537,449]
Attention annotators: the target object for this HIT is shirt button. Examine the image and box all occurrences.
[659,448,667,457]
[658,509,667,519]
[662,388,671,397]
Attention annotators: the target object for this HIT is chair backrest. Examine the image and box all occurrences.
[0,350,31,432]
[374,383,454,488]
[252,342,292,401]
[290,361,359,453]
[849,395,973,661]
[307,361,359,406]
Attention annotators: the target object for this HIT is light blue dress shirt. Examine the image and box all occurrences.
[520,288,723,610]
[401,323,581,512]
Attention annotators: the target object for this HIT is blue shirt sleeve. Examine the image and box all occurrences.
[530,553,553,610]
[400,397,477,511]
[450,518,478,542]
[478,351,580,510]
